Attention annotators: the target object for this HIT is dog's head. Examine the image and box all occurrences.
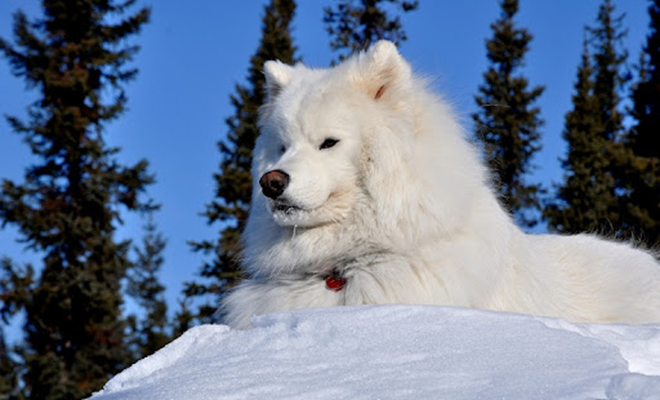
[252,41,413,228]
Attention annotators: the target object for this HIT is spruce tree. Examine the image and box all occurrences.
[545,0,629,236]
[0,329,24,400]
[472,0,545,228]
[171,298,194,338]
[544,37,618,233]
[187,0,298,321]
[324,0,418,62]
[0,1,152,399]
[0,329,13,397]
[126,214,170,359]
[589,0,630,238]
[0,258,31,399]
[590,0,629,146]
[622,0,660,247]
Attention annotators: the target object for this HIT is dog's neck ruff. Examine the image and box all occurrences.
[325,274,347,292]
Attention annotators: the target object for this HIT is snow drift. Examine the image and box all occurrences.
[90,305,660,400]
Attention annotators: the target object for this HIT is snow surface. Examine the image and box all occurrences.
[90,305,660,400]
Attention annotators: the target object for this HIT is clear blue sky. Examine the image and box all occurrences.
[0,1,651,316]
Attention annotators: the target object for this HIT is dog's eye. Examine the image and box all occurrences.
[319,138,339,150]
[279,145,286,154]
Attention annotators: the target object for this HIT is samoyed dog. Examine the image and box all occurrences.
[222,41,660,329]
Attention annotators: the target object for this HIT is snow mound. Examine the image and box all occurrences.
[90,305,660,400]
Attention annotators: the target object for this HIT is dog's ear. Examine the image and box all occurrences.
[353,40,412,101]
[264,60,294,98]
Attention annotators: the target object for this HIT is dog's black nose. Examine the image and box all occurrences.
[259,170,290,199]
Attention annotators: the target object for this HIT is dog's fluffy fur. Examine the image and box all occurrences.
[221,41,660,329]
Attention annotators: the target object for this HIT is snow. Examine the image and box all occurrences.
[90,305,660,400]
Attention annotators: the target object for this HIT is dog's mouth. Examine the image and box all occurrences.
[271,200,307,216]
[273,202,303,214]
[268,198,328,228]
[266,189,353,228]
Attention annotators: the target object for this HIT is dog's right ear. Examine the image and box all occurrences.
[264,60,293,98]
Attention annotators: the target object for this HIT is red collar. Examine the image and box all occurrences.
[325,274,347,292]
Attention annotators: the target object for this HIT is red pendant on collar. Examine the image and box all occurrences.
[325,275,347,292]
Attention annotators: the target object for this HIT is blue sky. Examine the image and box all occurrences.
[0,1,651,316]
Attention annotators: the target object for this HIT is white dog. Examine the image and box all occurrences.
[221,41,660,329]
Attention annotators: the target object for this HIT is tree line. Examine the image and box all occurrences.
[0,0,658,399]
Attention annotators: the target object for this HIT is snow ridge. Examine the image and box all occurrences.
[91,305,660,400]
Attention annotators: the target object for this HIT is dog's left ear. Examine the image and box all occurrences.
[264,60,294,99]
[353,40,412,101]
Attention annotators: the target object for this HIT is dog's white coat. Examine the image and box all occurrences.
[222,41,660,329]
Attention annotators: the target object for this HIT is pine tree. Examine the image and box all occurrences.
[0,1,152,399]
[545,0,629,236]
[589,0,630,238]
[0,257,30,399]
[126,213,170,359]
[622,0,660,247]
[472,0,545,228]
[0,328,25,400]
[590,0,629,146]
[171,298,194,338]
[187,0,298,322]
[324,0,418,62]
[544,37,618,233]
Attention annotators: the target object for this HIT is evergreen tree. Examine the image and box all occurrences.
[0,329,12,397]
[590,0,629,146]
[544,37,618,233]
[622,0,660,247]
[171,298,194,338]
[126,213,170,359]
[0,258,31,399]
[0,336,13,399]
[0,328,25,400]
[472,0,545,227]
[588,0,630,238]
[187,0,298,322]
[324,0,418,62]
[0,1,152,399]
[545,0,629,236]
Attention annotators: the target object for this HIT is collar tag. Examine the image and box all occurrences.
[325,275,347,292]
